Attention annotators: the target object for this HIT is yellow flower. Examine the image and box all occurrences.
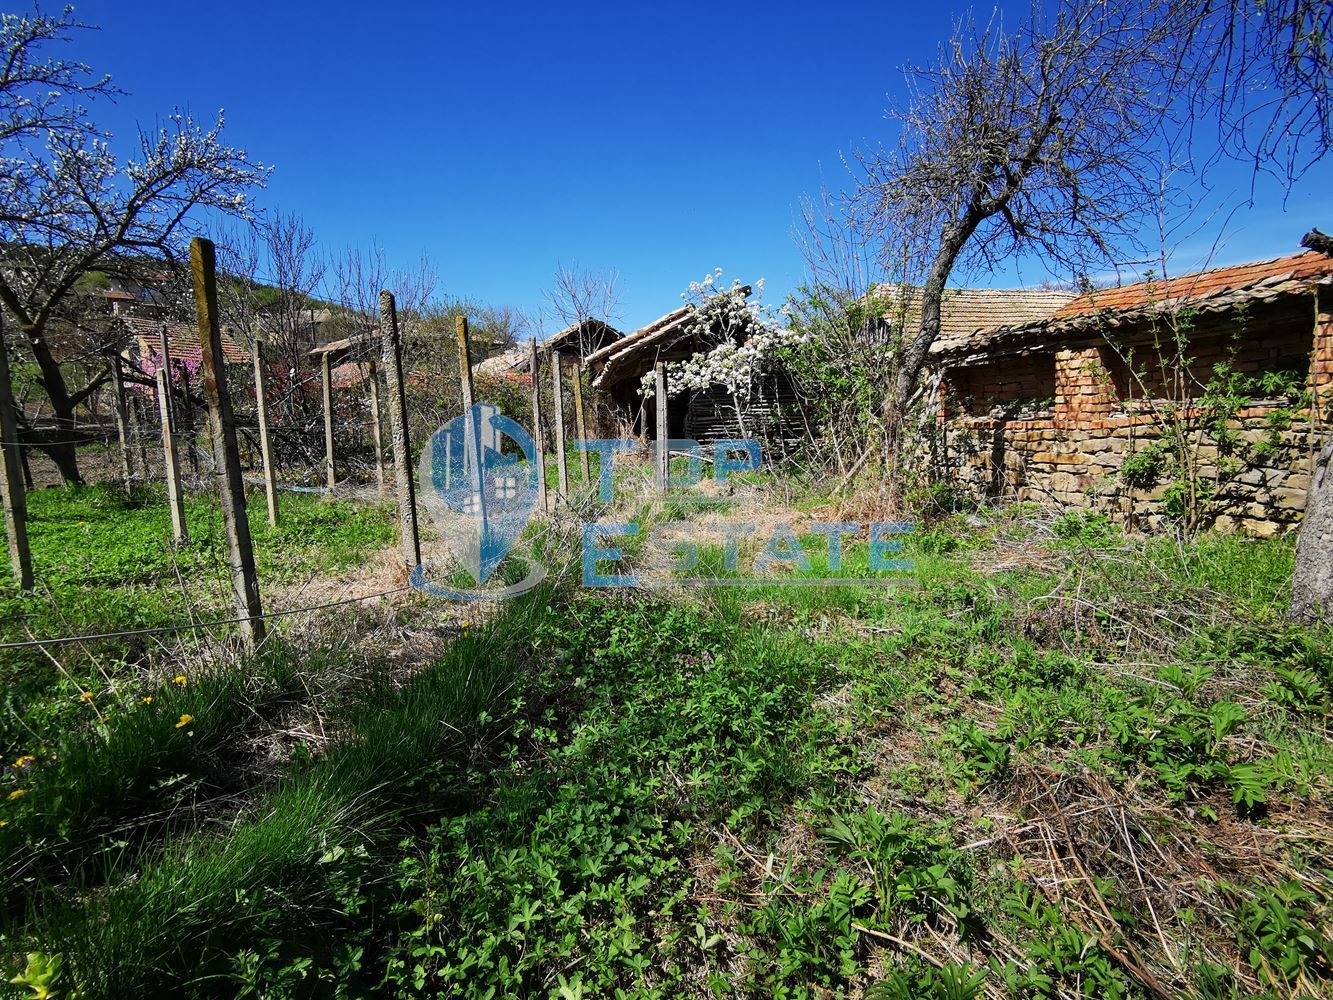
[79,690,94,702]
[13,756,33,769]
[460,620,471,629]
[175,714,193,729]
[7,789,26,801]
[142,696,153,705]
[0,819,8,827]
[172,675,188,686]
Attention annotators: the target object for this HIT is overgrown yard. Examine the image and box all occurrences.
[1,482,1331,999]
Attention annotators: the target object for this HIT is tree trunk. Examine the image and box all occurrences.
[881,220,977,505]
[20,317,87,485]
[1292,435,1333,623]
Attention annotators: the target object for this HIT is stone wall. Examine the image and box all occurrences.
[936,292,1332,535]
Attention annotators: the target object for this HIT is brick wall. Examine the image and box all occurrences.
[936,299,1329,535]
[950,358,1057,417]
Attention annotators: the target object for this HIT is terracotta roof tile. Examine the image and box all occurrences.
[475,348,527,376]
[331,361,370,389]
[932,249,1333,365]
[890,287,1077,353]
[1054,250,1333,317]
[123,316,250,365]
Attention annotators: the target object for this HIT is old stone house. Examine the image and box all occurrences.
[930,247,1333,533]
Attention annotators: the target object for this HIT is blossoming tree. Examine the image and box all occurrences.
[0,7,269,483]
[643,270,804,441]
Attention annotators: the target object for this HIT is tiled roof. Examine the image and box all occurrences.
[331,361,370,389]
[474,348,527,376]
[309,333,378,358]
[544,319,625,357]
[1053,251,1333,318]
[881,286,1077,356]
[123,316,250,365]
[586,306,694,388]
[932,250,1333,365]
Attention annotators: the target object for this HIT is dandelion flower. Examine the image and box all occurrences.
[13,756,33,769]
[142,696,153,705]
[175,714,193,729]
[79,690,94,702]
[7,789,25,801]
[460,620,470,629]
[173,675,187,686]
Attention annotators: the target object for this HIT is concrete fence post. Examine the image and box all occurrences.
[110,352,134,492]
[572,359,591,485]
[367,357,386,497]
[192,237,265,651]
[379,291,421,568]
[321,351,336,492]
[252,336,279,526]
[655,361,669,493]
[157,367,188,545]
[528,338,548,513]
[551,354,569,501]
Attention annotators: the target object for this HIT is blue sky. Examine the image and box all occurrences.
[64,0,1332,331]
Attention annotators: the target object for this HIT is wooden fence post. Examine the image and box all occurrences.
[131,390,150,478]
[367,358,386,497]
[455,315,488,524]
[321,351,336,492]
[157,367,188,544]
[110,352,134,492]
[655,361,669,493]
[379,291,421,568]
[0,313,33,589]
[572,359,591,484]
[192,237,264,650]
[551,353,569,501]
[252,336,279,526]
[528,339,548,513]
[456,315,477,411]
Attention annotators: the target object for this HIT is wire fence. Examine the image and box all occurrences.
[0,256,619,665]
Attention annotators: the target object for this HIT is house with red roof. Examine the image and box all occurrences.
[929,241,1333,533]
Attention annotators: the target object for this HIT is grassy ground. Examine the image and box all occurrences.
[0,484,394,752]
[1,478,1330,999]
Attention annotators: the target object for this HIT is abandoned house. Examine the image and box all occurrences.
[120,315,251,372]
[583,292,803,445]
[929,247,1333,533]
[474,319,625,381]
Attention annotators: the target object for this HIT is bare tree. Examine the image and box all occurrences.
[255,211,327,370]
[472,303,528,358]
[853,4,1179,476]
[1170,0,1333,183]
[0,7,269,483]
[789,187,904,477]
[543,262,620,357]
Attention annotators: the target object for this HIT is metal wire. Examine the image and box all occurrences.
[0,584,415,650]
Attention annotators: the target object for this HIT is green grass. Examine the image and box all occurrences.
[14,594,546,996]
[0,484,394,749]
[2,487,1331,999]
